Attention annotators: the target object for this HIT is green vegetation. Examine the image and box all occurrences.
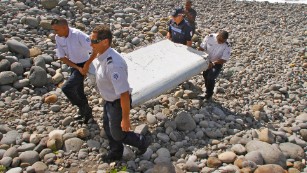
[0,165,6,173]
[110,165,127,173]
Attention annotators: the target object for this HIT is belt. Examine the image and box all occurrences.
[105,95,132,107]
[106,99,120,106]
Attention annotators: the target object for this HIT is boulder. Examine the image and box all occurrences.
[41,0,59,9]
[0,59,10,72]
[6,39,30,58]
[28,66,47,87]
[254,164,286,173]
[10,62,24,76]
[0,71,17,85]
[175,111,196,131]
[246,140,286,168]
[279,142,305,160]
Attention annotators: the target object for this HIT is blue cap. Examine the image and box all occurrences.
[171,7,184,17]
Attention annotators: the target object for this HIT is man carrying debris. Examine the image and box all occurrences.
[51,17,94,123]
[83,25,152,162]
[199,30,231,100]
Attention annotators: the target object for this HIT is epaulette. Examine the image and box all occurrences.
[107,57,113,64]
[209,34,213,37]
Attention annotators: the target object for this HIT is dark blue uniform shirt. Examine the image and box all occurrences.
[168,19,192,45]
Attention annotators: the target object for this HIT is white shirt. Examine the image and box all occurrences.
[93,47,132,102]
[55,27,95,74]
[200,34,231,62]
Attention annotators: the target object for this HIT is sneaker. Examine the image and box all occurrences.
[102,152,122,163]
[83,114,93,124]
[76,104,93,124]
[136,134,153,155]
[73,114,83,120]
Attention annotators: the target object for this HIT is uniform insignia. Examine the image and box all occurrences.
[112,72,120,80]
[107,57,113,64]
[209,34,213,37]
[86,37,90,42]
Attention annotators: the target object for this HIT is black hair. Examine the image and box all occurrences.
[219,30,229,40]
[92,25,113,45]
[51,18,68,26]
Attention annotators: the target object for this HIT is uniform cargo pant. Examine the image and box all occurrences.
[202,64,223,97]
[103,98,146,157]
[62,62,89,107]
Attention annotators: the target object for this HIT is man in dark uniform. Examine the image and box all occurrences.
[167,7,193,47]
[184,0,197,35]
[82,25,152,163]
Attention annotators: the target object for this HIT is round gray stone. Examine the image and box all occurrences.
[13,79,30,89]
[10,62,24,76]
[0,59,10,72]
[64,138,84,152]
[245,150,264,165]
[246,140,286,168]
[3,147,18,158]
[19,58,32,69]
[32,161,48,173]
[0,156,12,167]
[131,37,141,45]
[0,130,19,145]
[6,167,22,173]
[279,142,305,160]
[0,71,18,85]
[19,151,39,165]
[41,0,59,10]
[175,111,196,131]
[29,66,47,87]
[26,17,39,28]
[6,39,30,58]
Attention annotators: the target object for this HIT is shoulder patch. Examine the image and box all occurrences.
[112,72,120,81]
[86,37,90,42]
[107,57,113,64]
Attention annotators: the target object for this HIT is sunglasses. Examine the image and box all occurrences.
[91,39,103,44]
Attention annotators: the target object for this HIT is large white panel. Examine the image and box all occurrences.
[123,40,209,107]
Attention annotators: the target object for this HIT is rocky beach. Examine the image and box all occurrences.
[0,0,307,172]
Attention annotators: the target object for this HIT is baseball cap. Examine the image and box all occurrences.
[171,7,184,17]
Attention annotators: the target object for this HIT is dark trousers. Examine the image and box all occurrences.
[62,62,88,107]
[202,64,223,97]
[103,98,146,157]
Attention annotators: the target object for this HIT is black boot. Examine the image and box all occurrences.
[122,132,152,155]
[75,104,93,123]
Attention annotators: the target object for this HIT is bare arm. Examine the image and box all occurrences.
[166,32,171,40]
[120,91,131,132]
[186,41,192,47]
[81,52,98,75]
[60,57,82,72]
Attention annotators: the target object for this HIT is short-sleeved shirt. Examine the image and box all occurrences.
[200,34,231,62]
[55,27,92,64]
[185,8,197,30]
[93,47,132,102]
[168,19,193,45]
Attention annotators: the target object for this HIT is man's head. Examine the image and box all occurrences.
[90,25,112,53]
[171,8,184,24]
[51,18,69,37]
[185,0,192,10]
[217,30,229,44]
